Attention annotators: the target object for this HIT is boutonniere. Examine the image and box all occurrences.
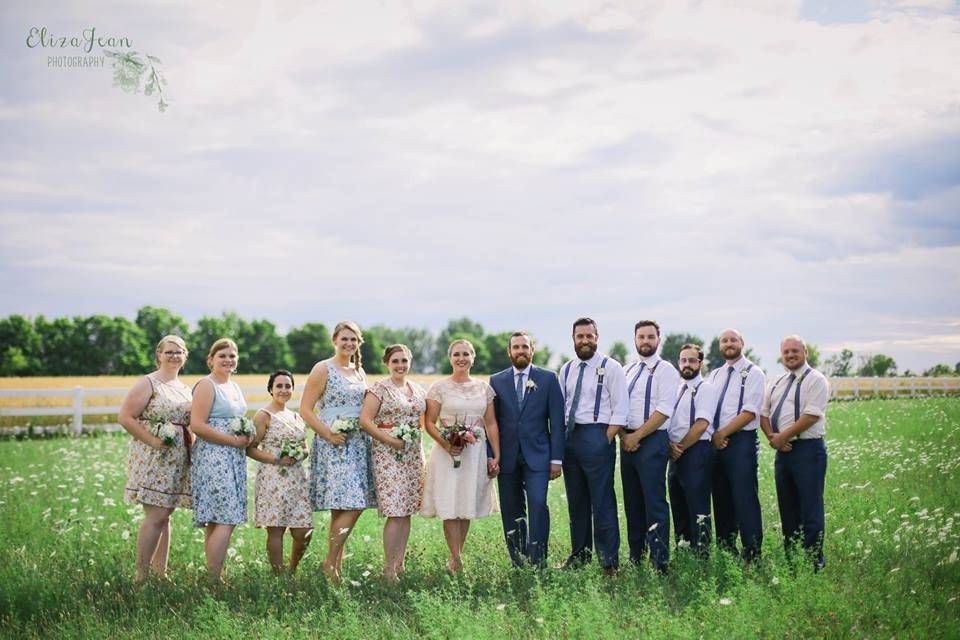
[596,367,605,376]
[691,386,698,398]
[525,379,537,391]
[740,368,749,381]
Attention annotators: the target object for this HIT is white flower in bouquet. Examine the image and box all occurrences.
[155,422,178,447]
[330,417,360,434]
[390,423,421,461]
[277,436,307,475]
[231,416,254,437]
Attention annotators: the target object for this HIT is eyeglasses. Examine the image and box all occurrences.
[678,357,701,364]
[162,350,186,357]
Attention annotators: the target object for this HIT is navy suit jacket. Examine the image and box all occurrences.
[490,365,565,474]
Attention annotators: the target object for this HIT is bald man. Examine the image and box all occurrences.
[709,328,766,560]
[761,335,830,571]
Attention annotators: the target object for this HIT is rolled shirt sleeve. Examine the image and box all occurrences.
[801,372,829,418]
[741,367,765,416]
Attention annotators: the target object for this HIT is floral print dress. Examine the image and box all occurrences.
[191,377,248,528]
[124,373,192,508]
[309,364,377,511]
[254,408,312,528]
[367,379,427,517]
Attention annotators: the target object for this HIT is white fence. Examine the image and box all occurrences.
[1,377,958,436]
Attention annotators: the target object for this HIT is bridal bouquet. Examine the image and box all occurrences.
[277,436,307,475]
[390,423,421,461]
[330,417,360,435]
[231,416,254,438]
[439,416,484,468]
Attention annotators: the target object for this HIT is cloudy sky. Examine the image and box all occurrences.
[1,0,958,373]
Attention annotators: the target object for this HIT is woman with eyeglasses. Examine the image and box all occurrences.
[118,335,194,583]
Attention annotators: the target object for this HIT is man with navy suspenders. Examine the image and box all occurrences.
[619,320,679,572]
[490,331,566,569]
[761,335,830,570]
[667,343,718,556]
[559,317,628,575]
[710,328,766,560]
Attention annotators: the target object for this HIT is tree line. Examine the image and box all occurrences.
[0,308,956,377]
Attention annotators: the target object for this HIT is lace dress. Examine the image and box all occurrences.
[309,364,377,510]
[124,373,192,508]
[421,378,500,519]
[367,379,426,517]
[254,408,312,528]
[191,378,248,527]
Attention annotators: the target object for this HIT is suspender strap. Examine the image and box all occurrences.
[561,361,572,401]
[794,367,811,421]
[593,357,609,423]
[736,363,754,413]
[627,361,645,396]
[690,380,703,428]
[643,361,661,422]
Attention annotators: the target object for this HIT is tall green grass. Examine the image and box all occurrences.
[1,399,958,638]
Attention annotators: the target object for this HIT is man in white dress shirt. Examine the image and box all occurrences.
[667,343,718,556]
[559,317,628,574]
[619,320,679,572]
[761,335,830,570]
[710,328,766,560]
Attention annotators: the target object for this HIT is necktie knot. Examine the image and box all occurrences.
[728,365,735,373]
[578,362,587,370]
[788,372,796,381]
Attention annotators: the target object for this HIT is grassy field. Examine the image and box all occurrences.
[0,398,958,638]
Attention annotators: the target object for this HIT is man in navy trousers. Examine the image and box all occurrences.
[490,331,566,568]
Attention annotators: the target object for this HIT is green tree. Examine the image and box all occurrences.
[824,348,854,377]
[35,316,81,375]
[134,306,189,344]
[238,319,292,374]
[955,361,960,375]
[858,353,897,377]
[286,323,333,373]
[532,342,553,368]
[660,333,704,368]
[608,340,630,365]
[0,315,42,376]
[187,312,250,374]
[359,326,388,375]
[483,331,514,373]
[72,315,152,375]
[437,318,485,371]
[923,363,954,377]
[363,325,437,373]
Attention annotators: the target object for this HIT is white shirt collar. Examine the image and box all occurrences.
[513,365,532,377]
[683,373,704,388]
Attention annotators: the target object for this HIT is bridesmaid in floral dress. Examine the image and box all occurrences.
[247,370,313,574]
[119,335,193,583]
[358,344,427,581]
[422,338,502,573]
[190,338,253,583]
[299,320,376,582]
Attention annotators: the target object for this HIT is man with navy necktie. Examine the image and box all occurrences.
[667,343,718,556]
[710,328,766,560]
[490,332,566,568]
[761,335,830,570]
[559,317,628,575]
[619,320,680,572]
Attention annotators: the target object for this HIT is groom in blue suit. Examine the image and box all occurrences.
[490,331,566,568]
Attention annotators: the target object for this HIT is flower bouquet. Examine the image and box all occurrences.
[277,436,307,476]
[231,416,254,438]
[390,423,421,461]
[439,415,484,468]
[148,418,178,447]
[330,417,360,436]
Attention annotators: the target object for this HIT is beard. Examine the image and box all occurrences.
[723,346,742,361]
[636,344,657,358]
[510,353,531,369]
[575,343,597,360]
[680,367,699,380]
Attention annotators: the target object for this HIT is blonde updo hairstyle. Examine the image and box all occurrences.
[154,334,188,368]
[382,343,412,365]
[332,321,365,374]
[447,338,476,358]
[206,338,239,372]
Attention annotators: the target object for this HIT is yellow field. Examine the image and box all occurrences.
[0,374,447,410]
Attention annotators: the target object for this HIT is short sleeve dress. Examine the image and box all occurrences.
[309,364,377,511]
[367,379,427,517]
[421,378,500,520]
[124,373,192,508]
[254,408,313,529]
[191,377,248,528]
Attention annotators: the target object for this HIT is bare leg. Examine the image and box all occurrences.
[203,523,235,582]
[325,509,362,581]
[150,517,171,576]
[135,505,173,582]
[443,519,464,572]
[289,527,312,574]
[266,527,285,575]
[383,516,411,580]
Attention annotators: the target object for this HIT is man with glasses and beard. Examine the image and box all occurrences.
[558,317,628,575]
[760,335,829,571]
[667,343,718,556]
[710,328,766,561]
[619,320,680,573]
[490,332,566,569]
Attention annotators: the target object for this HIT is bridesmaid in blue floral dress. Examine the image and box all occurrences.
[190,338,253,582]
[300,320,376,582]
